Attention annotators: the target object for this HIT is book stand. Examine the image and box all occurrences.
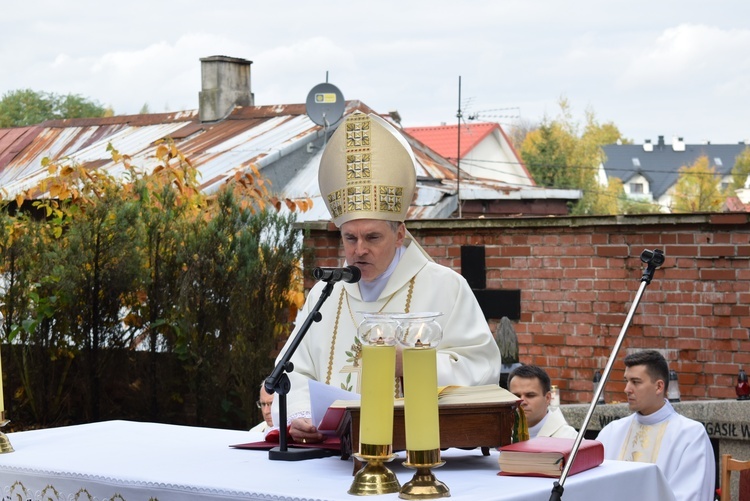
[339,401,518,472]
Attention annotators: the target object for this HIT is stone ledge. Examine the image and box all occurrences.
[560,400,750,441]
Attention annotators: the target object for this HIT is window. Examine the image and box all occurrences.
[629,182,644,194]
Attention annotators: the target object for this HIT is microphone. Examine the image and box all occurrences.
[312,265,361,283]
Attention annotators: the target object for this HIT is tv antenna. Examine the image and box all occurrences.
[467,107,520,122]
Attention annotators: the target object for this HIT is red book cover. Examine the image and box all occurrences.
[230,428,341,452]
[317,405,347,434]
[498,437,603,478]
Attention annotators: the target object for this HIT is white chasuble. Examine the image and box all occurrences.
[272,239,501,423]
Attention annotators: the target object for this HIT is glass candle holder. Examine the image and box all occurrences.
[358,312,399,449]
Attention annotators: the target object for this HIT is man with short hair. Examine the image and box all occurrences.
[272,111,501,443]
[597,350,715,501]
[508,364,577,439]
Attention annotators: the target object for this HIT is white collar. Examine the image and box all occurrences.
[634,399,673,425]
[357,245,406,302]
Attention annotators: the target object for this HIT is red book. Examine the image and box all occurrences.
[498,437,604,478]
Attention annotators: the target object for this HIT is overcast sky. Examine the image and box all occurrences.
[3,1,750,144]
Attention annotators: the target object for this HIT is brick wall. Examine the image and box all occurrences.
[300,213,750,405]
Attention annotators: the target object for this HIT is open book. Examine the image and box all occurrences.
[318,384,519,433]
[498,437,604,477]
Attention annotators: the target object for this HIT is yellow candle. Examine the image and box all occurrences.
[360,343,395,445]
[402,346,440,451]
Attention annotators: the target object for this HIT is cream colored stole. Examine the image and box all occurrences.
[617,419,670,463]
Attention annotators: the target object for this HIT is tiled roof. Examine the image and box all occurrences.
[404,122,497,162]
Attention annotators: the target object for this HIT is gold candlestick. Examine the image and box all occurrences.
[349,444,401,495]
[401,449,449,499]
[0,411,14,453]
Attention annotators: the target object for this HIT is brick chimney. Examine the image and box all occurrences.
[199,56,254,122]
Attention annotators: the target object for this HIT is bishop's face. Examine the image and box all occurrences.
[341,219,405,282]
[624,364,666,416]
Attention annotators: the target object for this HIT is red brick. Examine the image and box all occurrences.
[665,245,699,256]
[596,245,629,257]
[700,245,736,257]
[709,213,749,225]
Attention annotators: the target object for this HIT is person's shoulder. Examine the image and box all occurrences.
[673,412,710,435]
[600,413,633,432]
[551,424,579,439]
[419,259,465,283]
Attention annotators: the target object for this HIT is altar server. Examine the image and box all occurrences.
[508,364,578,439]
[597,350,715,501]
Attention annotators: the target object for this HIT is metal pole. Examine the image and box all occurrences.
[549,249,665,500]
[456,76,462,219]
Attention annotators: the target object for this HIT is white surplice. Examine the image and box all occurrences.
[533,407,579,439]
[597,400,715,501]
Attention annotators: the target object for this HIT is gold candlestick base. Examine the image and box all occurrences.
[348,444,401,496]
[400,449,449,499]
[0,415,14,454]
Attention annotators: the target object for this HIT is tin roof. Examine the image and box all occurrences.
[0,101,576,221]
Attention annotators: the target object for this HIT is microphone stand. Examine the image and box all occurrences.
[264,280,338,461]
[549,248,665,500]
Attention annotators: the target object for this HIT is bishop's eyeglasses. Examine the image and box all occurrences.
[256,400,272,409]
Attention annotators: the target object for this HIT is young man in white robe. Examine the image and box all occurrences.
[508,364,577,439]
[271,111,501,443]
[597,350,715,501]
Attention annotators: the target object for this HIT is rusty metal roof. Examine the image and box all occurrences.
[0,100,575,221]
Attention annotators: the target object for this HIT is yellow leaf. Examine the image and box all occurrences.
[155,144,169,160]
[15,194,24,207]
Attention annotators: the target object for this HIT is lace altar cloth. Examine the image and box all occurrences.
[0,420,675,501]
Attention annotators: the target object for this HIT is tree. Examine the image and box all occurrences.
[671,155,724,213]
[730,146,750,193]
[0,89,108,127]
[1,140,311,429]
[519,98,630,215]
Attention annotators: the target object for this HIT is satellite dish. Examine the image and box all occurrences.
[306,83,345,127]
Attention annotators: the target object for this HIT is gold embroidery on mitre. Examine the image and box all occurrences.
[346,152,372,180]
[346,185,372,213]
[378,185,404,214]
[327,189,344,218]
[346,115,371,147]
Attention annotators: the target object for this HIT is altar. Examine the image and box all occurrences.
[0,420,676,501]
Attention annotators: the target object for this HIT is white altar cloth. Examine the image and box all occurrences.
[0,420,675,501]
